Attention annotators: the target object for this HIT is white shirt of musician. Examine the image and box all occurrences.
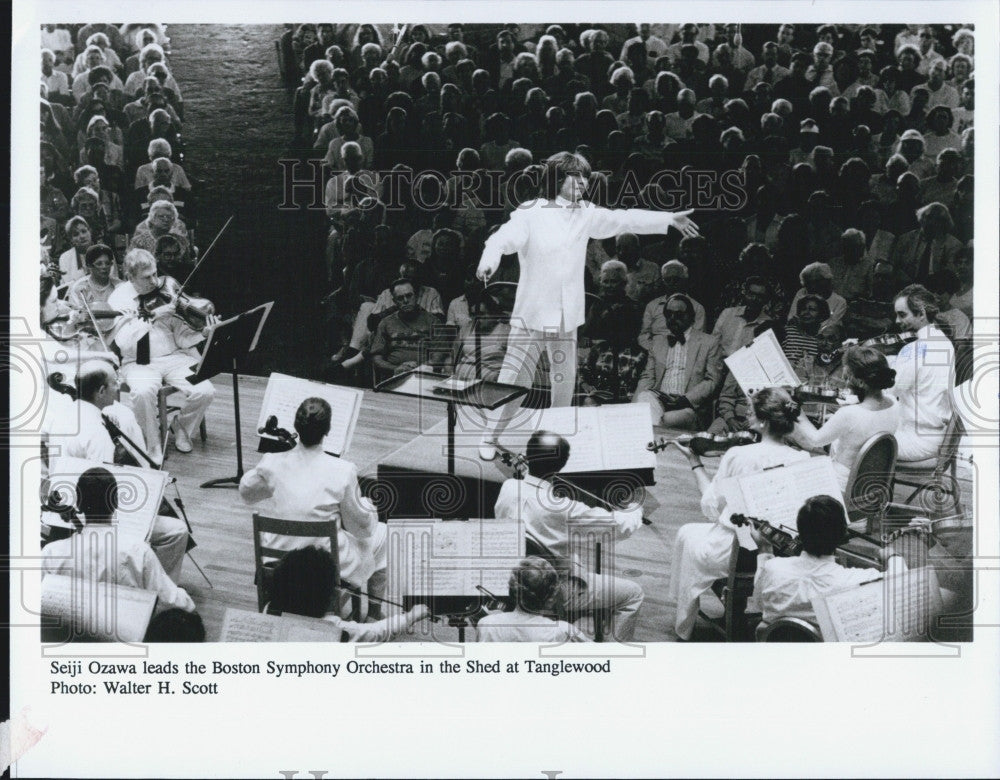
[891,324,955,437]
[107,282,204,363]
[42,525,195,612]
[56,399,145,464]
[494,474,642,561]
[479,198,684,332]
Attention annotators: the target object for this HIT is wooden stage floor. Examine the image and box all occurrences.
[165,374,973,643]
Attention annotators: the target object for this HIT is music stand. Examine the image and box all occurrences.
[194,302,273,489]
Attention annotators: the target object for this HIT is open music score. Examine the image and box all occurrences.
[258,373,363,456]
[219,608,344,642]
[46,456,168,548]
[41,573,157,643]
[719,456,844,538]
[812,566,943,642]
[724,328,801,396]
[498,404,657,473]
[387,518,524,600]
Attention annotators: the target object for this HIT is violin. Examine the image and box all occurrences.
[818,330,917,364]
[647,430,761,456]
[793,384,847,405]
[730,513,802,558]
[138,274,216,330]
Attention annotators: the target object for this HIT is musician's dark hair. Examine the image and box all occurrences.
[542,151,592,200]
[294,397,332,447]
[76,466,118,522]
[85,243,114,266]
[796,495,848,556]
[76,361,114,402]
[268,546,334,619]
[144,608,205,642]
[751,386,800,435]
[845,346,896,392]
[525,430,570,478]
[895,283,940,323]
[509,556,559,614]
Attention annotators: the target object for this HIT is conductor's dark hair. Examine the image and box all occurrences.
[796,495,848,556]
[294,397,332,447]
[525,430,570,478]
[144,608,206,642]
[76,466,118,522]
[751,386,800,435]
[509,556,559,614]
[542,151,592,199]
[269,546,335,618]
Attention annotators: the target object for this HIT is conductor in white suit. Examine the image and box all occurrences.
[475,151,700,459]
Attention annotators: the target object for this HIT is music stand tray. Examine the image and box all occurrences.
[193,302,273,488]
[375,369,527,474]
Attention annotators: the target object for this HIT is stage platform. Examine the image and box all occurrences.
[143,374,975,643]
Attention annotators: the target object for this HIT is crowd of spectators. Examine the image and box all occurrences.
[40,23,198,291]
[277,22,974,411]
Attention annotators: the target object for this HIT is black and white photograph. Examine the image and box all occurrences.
[9,2,1000,777]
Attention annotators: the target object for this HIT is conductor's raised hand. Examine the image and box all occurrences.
[672,209,700,238]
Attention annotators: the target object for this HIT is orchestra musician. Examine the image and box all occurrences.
[41,466,196,611]
[790,346,899,491]
[49,360,190,583]
[476,557,592,642]
[890,284,956,462]
[493,430,644,641]
[474,150,700,460]
[66,243,121,344]
[107,249,218,463]
[670,387,809,640]
[239,397,387,620]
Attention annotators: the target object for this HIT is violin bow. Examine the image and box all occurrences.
[176,214,234,296]
[80,295,113,354]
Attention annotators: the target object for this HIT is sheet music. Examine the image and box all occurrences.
[507,405,654,473]
[41,574,156,643]
[259,373,363,456]
[47,456,168,545]
[731,457,844,528]
[388,519,523,597]
[220,608,343,642]
[724,328,801,396]
[813,567,943,642]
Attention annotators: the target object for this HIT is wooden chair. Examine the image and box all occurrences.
[894,414,965,516]
[251,514,361,620]
[157,384,208,461]
[756,617,822,642]
[697,535,759,642]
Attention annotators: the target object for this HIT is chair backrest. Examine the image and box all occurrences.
[844,432,898,519]
[756,617,822,642]
[935,413,965,475]
[251,514,341,612]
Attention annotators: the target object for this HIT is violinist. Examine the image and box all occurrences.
[53,359,189,583]
[66,243,121,343]
[754,495,908,631]
[670,387,809,640]
[790,346,899,491]
[494,430,644,640]
[108,249,217,462]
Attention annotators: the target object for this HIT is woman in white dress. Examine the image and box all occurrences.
[790,346,900,491]
[669,386,809,640]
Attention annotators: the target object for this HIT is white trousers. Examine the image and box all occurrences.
[151,513,188,583]
[122,353,215,461]
[483,325,577,440]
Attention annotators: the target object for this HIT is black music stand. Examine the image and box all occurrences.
[195,302,273,489]
[375,369,527,474]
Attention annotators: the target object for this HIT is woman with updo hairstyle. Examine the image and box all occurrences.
[476,557,591,642]
[790,345,899,491]
[668,386,811,639]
